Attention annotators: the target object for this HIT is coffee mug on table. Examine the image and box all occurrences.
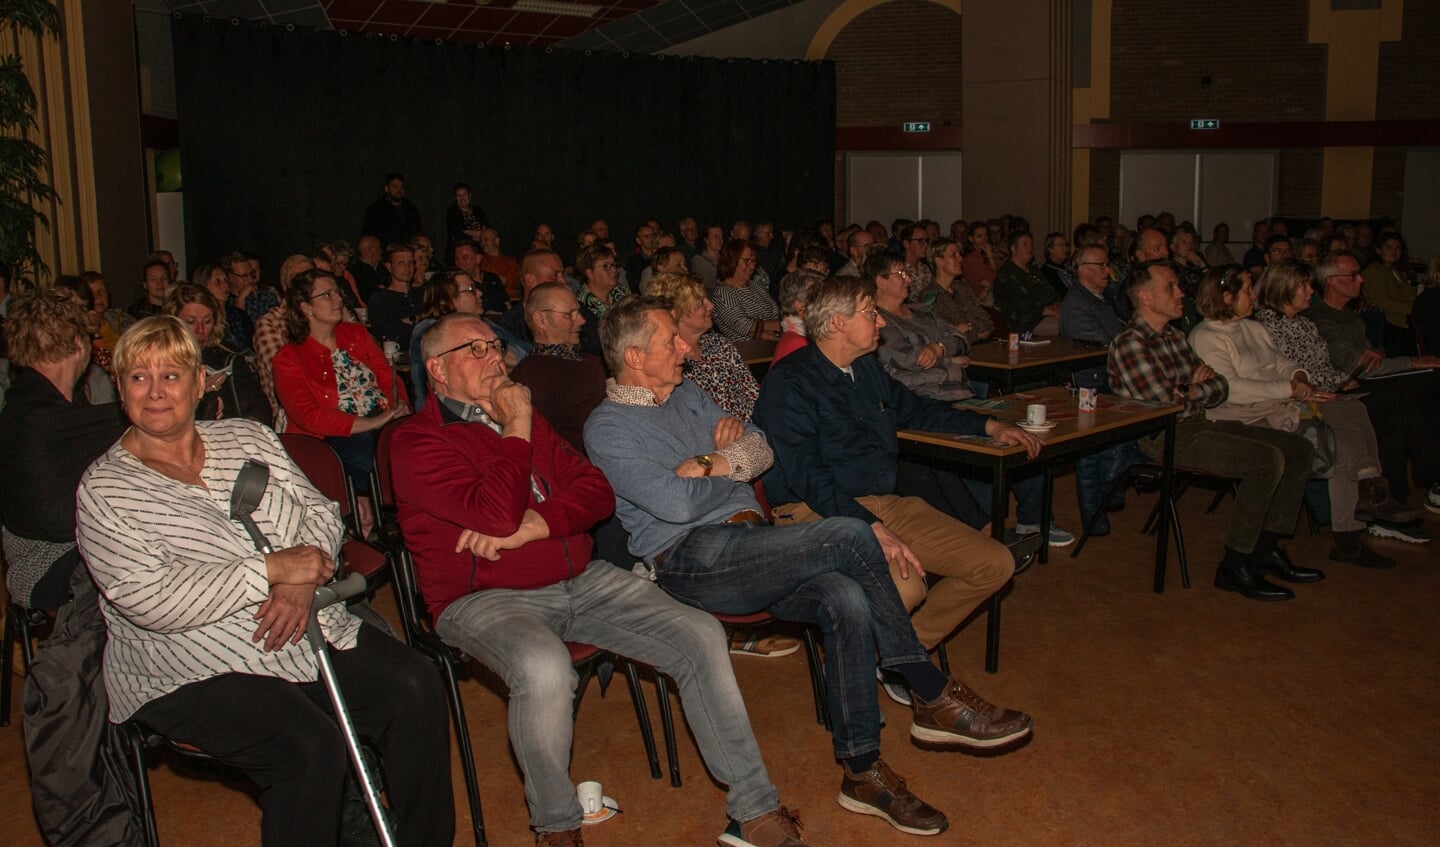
[1025,404,1047,426]
[1078,387,1098,412]
[382,340,400,361]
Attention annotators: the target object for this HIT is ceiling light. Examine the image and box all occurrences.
[511,1,601,18]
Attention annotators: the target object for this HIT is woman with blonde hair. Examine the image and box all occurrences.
[163,283,272,423]
[648,271,759,420]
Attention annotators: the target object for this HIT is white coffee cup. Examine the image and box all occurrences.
[382,340,400,361]
[577,780,604,818]
[1025,404,1047,426]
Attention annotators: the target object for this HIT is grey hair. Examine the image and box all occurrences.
[803,275,874,342]
[599,295,670,374]
[777,268,825,318]
[1314,249,1362,291]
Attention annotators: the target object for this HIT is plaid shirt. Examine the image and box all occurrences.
[252,306,288,430]
[1107,315,1228,421]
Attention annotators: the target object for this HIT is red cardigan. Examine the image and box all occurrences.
[272,322,396,438]
[391,399,613,618]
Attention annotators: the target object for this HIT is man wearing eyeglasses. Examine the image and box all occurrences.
[510,283,604,456]
[1308,250,1440,520]
[392,312,815,847]
[589,293,1035,839]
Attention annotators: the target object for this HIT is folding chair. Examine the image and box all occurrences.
[1,602,47,727]
[1069,461,1195,589]
[280,434,389,584]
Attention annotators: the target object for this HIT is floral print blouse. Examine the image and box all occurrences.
[332,348,385,418]
[1253,308,1349,391]
[684,331,760,421]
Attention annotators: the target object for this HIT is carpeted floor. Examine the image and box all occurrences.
[2,483,1437,846]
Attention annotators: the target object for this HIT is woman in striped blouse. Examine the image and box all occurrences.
[76,317,453,846]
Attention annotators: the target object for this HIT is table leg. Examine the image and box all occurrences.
[986,463,1007,673]
[1153,416,1176,594]
[1038,464,1054,565]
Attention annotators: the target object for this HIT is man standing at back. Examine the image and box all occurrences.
[361,172,424,248]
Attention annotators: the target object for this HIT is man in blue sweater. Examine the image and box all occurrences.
[586,297,1033,839]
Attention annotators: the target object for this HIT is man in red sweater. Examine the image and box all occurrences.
[390,313,811,847]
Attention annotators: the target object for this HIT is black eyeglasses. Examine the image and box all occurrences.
[435,337,507,360]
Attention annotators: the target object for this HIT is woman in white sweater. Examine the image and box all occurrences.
[1190,265,1405,569]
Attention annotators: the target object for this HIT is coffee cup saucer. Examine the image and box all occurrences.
[1017,420,1057,432]
[582,797,619,825]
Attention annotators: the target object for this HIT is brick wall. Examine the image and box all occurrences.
[827,1,964,128]
[1109,0,1326,123]
[1377,0,1440,120]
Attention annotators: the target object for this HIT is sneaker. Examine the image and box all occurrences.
[1427,483,1440,514]
[837,758,948,836]
[877,667,912,707]
[729,632,801,658]
[1015,523,1076,547]
[537,830,583,846]
[911,678,1034,748]
[1368,521,1432,544]
[717,806,809,847]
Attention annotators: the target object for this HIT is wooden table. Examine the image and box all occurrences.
[735,338,777,380]
[964,336,1110,394]
[899,386,1183,671]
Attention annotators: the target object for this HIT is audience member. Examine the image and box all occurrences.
[508,282,605,453]
[626,222,659,284]
[649,271,760,421]
[575,242,630,357]
[252,255,314,426]
[128,259,170,320]
[477,226,520,303]
[225,250,280,325]
[1108,261,1314,601]
[712,239,781,341]
[1204,222,1235,267]
[0,289,129,845]
[1252,259,1419,564]
[993,232,1061,336]
[361,171,424,248]
[898,224,933,292]
[368,244,420,346]
[163,284,272,423]
[867,250,973,402]
[444,182,488,261]
[916,237,993,342]
[273,269,409,534]
[392,312,812,847]
[1060,244,1125,344]
[409,269,486,410]
[351,235,387,302]
[78,317,452,847]
[1362,233,1418,355]
[961,224,1000,305]
[691,224,725,290]
[1242,220,1270,276]
[772,267,826,363]
[587,296,1032,839]
[1039,232,1074,298]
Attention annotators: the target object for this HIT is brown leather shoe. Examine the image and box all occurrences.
[537,829,583,846]
[837,758,948,836]
[718,806,810,846]
[911,678,1033,748]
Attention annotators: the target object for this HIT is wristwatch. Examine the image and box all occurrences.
[695,454,714,476]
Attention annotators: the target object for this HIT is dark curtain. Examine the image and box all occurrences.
[171,16,836,274]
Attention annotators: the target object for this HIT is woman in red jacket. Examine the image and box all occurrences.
[273,269,409,534]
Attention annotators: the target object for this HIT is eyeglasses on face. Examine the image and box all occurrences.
[309,288,342,302]
[853,307,880,322]
[436,337,507,360]
[537,308,583,320]
[881,269,911,280]
[456,285,477,296]
[1326,270,1362,280]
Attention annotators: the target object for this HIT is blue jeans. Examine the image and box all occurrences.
[964,473,1047,525]
[436,564,777,833]
[657,517,929,760]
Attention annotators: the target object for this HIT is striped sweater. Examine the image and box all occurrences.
[76,419,360,721]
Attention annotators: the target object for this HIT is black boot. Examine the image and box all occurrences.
[1214,547,1294,601]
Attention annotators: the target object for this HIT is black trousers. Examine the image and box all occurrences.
[133,625,454,847]
[1360,371,1440,498]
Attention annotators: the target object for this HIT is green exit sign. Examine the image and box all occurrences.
[903,122,931,133]
[1189,118,1220,130]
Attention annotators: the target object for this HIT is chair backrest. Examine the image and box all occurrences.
[370,420,405,547]
[280,433,358,536]
[370,421,429,645]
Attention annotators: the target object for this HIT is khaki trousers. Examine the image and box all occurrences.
[772,495,1013,650]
